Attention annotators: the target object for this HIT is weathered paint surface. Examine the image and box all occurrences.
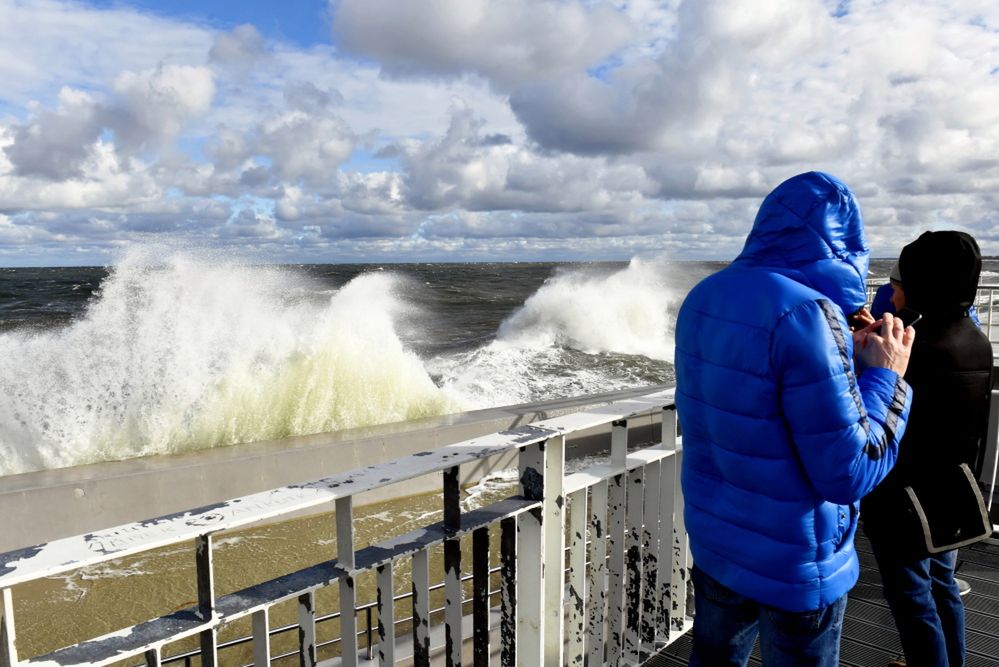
[0,390,673,590]
[565,489,587,666]
[499,517,516,667]
[443,538,462,667]
[411,548,431,667]
[1,389,694,667]
[376,563,394,666]
[340,576,358,667]
[605,471,627,665]
[586,481,609,667]
[471,527,490,667]
[640,460,663,651]
[657,453,678,643]
[542,436,566,666]
[297,591,316,667]
[623,468,645,664]
[670,448,690,632]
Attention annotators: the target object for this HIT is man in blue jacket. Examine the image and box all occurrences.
[674,172,915,666]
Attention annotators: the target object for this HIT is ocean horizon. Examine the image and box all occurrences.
[1,251,991,476]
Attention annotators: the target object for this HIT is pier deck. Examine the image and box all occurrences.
[644,534,999,667]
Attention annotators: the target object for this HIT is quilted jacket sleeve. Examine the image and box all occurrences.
[772,298,912,504]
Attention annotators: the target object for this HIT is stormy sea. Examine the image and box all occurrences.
[1,250,989,476]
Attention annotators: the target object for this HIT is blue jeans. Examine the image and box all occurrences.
[869,537,965,667]
[689,565,847,667]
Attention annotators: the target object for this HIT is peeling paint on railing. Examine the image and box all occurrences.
[0,388,693,666]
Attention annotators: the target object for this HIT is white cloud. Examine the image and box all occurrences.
[2,0,999,264]
[110,65,216,154]
[332,0,633,89]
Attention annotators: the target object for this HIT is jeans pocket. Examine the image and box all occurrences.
[763,606,823,633]
[693,566,746,607]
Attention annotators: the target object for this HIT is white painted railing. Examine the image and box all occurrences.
[0,388,691,667]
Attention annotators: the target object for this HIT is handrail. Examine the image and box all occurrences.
[0,390,672,589]
[0,387,691,667]
[156,565,505,667]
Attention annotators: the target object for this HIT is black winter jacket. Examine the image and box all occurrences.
[862,231,993,544]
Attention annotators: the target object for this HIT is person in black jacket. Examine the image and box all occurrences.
[861,231,993,667]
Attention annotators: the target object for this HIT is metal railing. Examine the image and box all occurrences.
[158,566,504,667]
[0,388,691,667]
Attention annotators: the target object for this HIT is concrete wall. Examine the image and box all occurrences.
[0,385,669,553]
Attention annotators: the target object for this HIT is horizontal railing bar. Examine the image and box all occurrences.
[24,610,209,667]
[33,498,540,667]
[158,566,508,666]
[0,390,674,589]
[214,497,539,626]
[563,448,677,495]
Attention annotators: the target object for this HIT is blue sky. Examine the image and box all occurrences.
[90,0,334,48]
[1,0,998,266]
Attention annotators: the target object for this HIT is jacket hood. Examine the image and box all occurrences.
[735,172,870,314]
[897,230,981,319]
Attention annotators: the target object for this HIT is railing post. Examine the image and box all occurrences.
[670,446,691,632]
[412,549,431,667]
[337,496,358,667]
[661,405,678,450]
[516,441,545,667]
[585,482,609,666]
[640,459,663,654]
[500,517,517,667]
[542,435,567,666]
[472,527,490,667]
[443,465,463,667]
[566,489,588,666]
[657,448,678,643]
[143,647,161,666]
[605,420,629,664]
[1,588,17,667]
[252,608,270,667]
[377,563,395,665]
[366,606,373,661]
[298,591,317,667]
[196,534,218,667]
[623,465,646,664]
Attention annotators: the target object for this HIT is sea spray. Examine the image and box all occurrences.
[497,257,675,359]
[0,249,453,475]
[430,258,676,407]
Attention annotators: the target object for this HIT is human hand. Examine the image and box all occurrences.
[856,312,914,375]
[849,308,876,352]
[848,307,875,332]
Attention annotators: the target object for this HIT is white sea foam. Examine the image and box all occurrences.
[0,251,678,473]
[431,258,677,408]
[497,257,675,360]
[0,247,453,474]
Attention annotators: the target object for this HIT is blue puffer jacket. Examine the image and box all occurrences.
[674,172,912,612]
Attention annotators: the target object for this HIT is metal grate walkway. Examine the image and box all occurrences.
[644,534,999,667]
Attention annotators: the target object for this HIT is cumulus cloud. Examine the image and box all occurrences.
[109,64,216,155]
[332,0,633,88]
[511,0,829,155]
[209,24,267,67]
[398,106,655,216]
[4,0,999,265]
[4,87,103,180]
[4,63,215,180]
